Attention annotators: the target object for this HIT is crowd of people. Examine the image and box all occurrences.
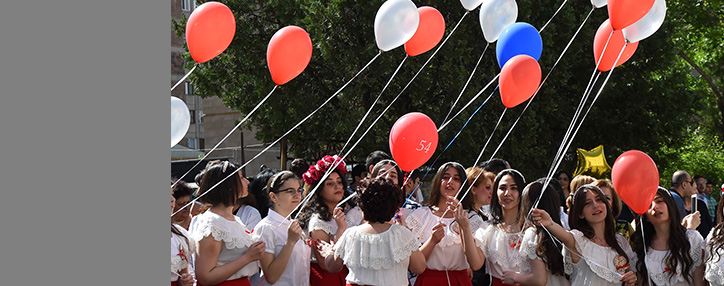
[171,151,724,286]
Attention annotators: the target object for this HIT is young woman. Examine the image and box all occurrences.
[565,175,595,212]
[346,159,402,227]
[190,160,266,286]
[460,169,528,286]
[516,178,568,286]
[705,195,724,286]
[297,155,354,286]
[464,166,495,221]
[631,187,705,286]
[554,170,572,202]
[319,177,427,285]
[531,184,637,286]
[404,162,475,286]
[172,194,195,286]
[592,179,634,243]
[252,171,311,286]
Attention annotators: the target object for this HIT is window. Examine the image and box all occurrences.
[181,0,193,12]
[198,138,205,150]
[189,110,196,124]
[187,138,197,149]
[184,82,194,95]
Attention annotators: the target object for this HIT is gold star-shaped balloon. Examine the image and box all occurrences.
[574,145,612,178]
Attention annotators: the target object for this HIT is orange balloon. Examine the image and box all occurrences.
[185,2,236,63]
[499,55,541,108]
[593,19,638,72]
[608,0,655,30]
[404,7,445,57]
[267,26,313,86]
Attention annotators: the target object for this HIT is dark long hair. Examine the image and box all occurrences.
[707,194,724,265]
[520,178,566,277]
[297,169,351,230]
[489,169,526,225]
[426,162,467,208]
[568,184,629,265]
[632,187,694,284]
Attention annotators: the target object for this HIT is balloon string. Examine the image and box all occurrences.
[442,42,489,125]
[171,85,278,189]
[537,224,624,279]
[303,9,472,212]
[532,43,627,219]
[171,63,198,92]
[439,105,507,220]
[172,51,382,218]
[539,0,569,33]
[339,55,408,154]
[640,216,653,286]
[439,73,500,132]
[392,86,498,222]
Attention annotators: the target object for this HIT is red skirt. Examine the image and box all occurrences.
[414,269,471,286]
[310,262,348,286]
[198,277,251,286]
[171,282,176,286]
[491,277,520,286]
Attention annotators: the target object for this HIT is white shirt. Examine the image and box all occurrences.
[405,207,469,271]
[334,224,421,286]
[644,230,705,286]
[189,211,259,280]
[345,206,365,228]
[235,205,262,231]
[706,229,724,286]
[518,227,569,286]
[474,223,523,279]
[252,210,311,286]
[172,224,195,282]
[563,229,637,286]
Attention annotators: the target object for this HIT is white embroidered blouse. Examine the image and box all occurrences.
[334,224,421,286]
[189,211,259,280]
[474,223,523,279]
[643,229,704,286]
[405,207,473,271]
[172,224,195,282]
[518,227,569,286]
[563,229,637,286]
[705,229,724,286]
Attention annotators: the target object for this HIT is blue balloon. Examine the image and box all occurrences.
[495,22,543,68]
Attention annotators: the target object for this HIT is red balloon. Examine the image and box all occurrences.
[389,112,439,172]
[611,150,659,215]
[404,7,445,57]
[593,19,639,72]
[608,0,655,30]
[185,2,236,63]
[267,26,313,86]
[499,55,541,108]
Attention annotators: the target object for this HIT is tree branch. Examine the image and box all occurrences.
[678,50,722,101]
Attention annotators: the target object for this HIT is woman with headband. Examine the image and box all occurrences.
[531,184,637,286]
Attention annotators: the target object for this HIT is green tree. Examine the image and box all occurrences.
[173,0,718,182]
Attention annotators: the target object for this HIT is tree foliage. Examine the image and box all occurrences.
[172,0,720,182]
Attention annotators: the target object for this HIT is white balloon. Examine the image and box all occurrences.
[460,0,484,11]
[479,0,518,43]
[374,0,420,52]
[622,0,666,43]
[591,0,607,8]
[171,96,191,148]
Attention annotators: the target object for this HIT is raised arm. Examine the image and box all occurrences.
[530,208,579,263]
[453,206,485,271]
[258,220,303,284]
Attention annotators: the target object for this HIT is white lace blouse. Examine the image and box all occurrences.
[474,223,523,279]
[307,212,355,238]
[252,210,311,286]
[172,224,195,282]
[405,207,471,271]
[518,227,569,286]
[643,229,704,286]
[345,206,365,228]
[189,211,259,280]
[563,229,637,286]
[333,224,421,286]
[706,229,724,286]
